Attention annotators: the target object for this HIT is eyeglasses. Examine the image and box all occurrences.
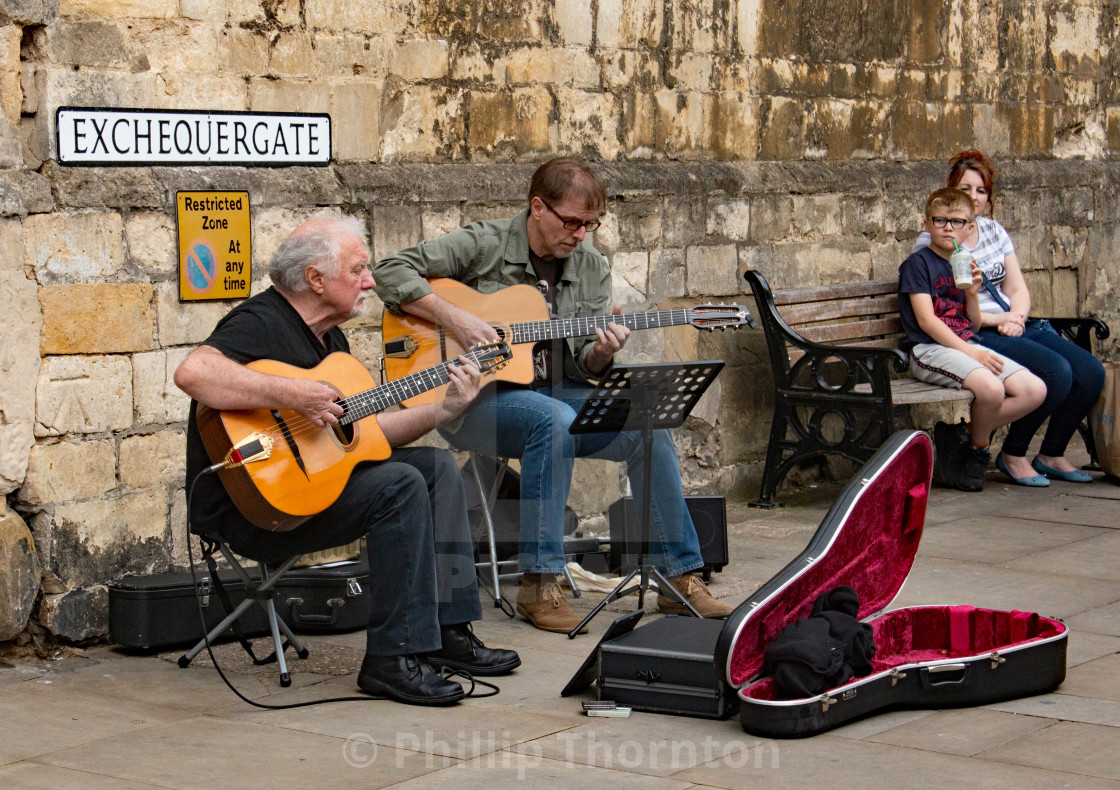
[929,216,970,229]
[538,198,601,232]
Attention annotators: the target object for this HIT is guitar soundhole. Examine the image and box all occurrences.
[492,326,506,341]
[331,421,355,446]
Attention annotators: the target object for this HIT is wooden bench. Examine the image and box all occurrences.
[743,270,1111,507]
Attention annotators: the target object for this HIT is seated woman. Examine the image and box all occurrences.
[914,149,1105,485]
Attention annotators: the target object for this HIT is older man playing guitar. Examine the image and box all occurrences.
[175,216,519,706]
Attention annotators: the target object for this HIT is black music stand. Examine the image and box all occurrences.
[566,360,724,638]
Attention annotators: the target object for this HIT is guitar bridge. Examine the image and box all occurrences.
[384,335,420,359]
[225,433,275,467]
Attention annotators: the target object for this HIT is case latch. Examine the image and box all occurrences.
[198,576,211,607]
[889,668,907,687]
[989,651,1006,670]
[635,669,661,684]
[347,577,363,597]
[819,693,835,712]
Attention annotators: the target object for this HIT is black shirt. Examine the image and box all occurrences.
[185,287,349,542]
[528,249,563,386]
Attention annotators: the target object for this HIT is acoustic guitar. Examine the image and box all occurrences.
[197,341,512,532]
[381,278,755,407]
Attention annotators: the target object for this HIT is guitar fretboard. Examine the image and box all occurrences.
[509,309,692,344]
[339,349,488,424]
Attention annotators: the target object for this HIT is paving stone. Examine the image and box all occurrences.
[828,708,937,740]
[997,491,1120,530]
[1064,630,1120,668]
[1066,601,1120,638]
[1058,653,1120,704]
[1004,530,1120,582]
[916,517,1105,566]
[977,721,1120,782]
[386,753,694,789]
[674,731,1120,789]
[988,693,1120,729]
[864,708,1054,756]
[0,763,164,789]
[37,716,437,790]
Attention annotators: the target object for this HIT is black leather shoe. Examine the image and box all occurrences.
[357,654,464,706]
[426,622,521,676]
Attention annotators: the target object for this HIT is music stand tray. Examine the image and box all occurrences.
[567,360,724,638]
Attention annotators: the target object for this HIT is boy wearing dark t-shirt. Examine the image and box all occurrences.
[898,188,1046,491]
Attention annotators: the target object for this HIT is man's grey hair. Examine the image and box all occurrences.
[269,215,366,292]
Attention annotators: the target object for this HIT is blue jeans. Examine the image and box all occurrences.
[440,382,705,577]
[976,325,1105,458]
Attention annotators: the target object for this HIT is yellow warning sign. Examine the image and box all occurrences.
[177,191,251,301]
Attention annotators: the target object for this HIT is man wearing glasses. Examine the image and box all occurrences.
[375,158,732,635]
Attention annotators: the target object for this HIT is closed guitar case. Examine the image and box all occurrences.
[109,557,370,649]
[714,430,1067,737]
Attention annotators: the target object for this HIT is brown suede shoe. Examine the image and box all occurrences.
[657,572,734,619]
[516,574,588,634]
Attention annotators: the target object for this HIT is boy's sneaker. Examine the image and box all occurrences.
[932,421,969,488]
[958,445,990,492]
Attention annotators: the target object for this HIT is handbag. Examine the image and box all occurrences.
[1090,363,1120,478]
[980,272,1059,336]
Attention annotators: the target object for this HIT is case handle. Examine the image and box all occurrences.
[287,596,344,626]
[919,663,969,689]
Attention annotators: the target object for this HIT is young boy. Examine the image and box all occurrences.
[898,188,1047,491]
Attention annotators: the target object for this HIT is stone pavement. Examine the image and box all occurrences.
[2,454,1119,789]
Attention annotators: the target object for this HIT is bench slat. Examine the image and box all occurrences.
[798,316,903,344]
[781,294,900,327]
[773,279,897,306]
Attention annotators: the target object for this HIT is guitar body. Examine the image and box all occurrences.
[383,278,548,407]
[197,353,391,532]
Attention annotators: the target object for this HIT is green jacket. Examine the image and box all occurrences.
[373,208,611,384]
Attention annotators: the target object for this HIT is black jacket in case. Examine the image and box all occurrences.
[109,558,370,650]
[579,431,1067,736]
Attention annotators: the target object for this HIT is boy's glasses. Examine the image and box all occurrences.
[929,216,969,229]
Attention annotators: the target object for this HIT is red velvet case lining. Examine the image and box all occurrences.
[740,606,1065,701]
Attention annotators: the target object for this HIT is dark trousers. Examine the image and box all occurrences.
[219,447,481,656]
[976,326,1106,458]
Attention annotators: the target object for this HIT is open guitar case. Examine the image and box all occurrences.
[581,430,1067,736]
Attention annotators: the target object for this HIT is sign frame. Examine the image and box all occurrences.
[177,190,252,303]
[56,106,332,167]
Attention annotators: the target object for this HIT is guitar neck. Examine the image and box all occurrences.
[510,309,693,344]
[339,353,477,424]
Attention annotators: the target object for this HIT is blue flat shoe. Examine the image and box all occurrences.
[1031,457,1093,483]
[995,455,1050,487]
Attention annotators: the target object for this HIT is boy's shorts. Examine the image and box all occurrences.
[910,341,1028,388]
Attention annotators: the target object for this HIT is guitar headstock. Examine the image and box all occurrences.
[466,340,514,373]
[687,304,758,330]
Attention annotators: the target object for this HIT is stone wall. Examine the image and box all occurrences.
[2,0,1119,640]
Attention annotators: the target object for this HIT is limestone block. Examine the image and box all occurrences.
[706,199,751,242]
[380,84,465,163]
[748,194,794,243]
[38,585,108,641]
[315,33,393,77]
[1050,3,1102,75]
[35,355,133,437]
[125,210,175,277]
[0,269,41,493]
[467,88,553,160]
[611,250,648,295]
[1,23,20,127]
[568,459,622,517]
[553,49,598,89]
[40,283,154,354]
[341,325,383,378]
[371,204,422,263]
[1050,226,1089,271]
[1052,268,1080,317]
[654,90,708,159]
[305,0,412,36]
[217,27,269,76]
[39,65,162,124]
[710,92,757,160]
[158,73,248,111]
[167,486,196,569]
[18,439,116,506]
[597,0,663,49]
[47,488,167,588]
[0,509,40,641]
[738,0,760,56]
[0,120,19,167]
[179,0,222,21]
[34,19,129,69]
[154,281,231,347]
[504,46,550,85]
[0,170,52,215]
[331,80,383,162]
[759,95,806,160]
[617,201,662,248]
[593,210,620,256]
[422,206,463,240]
[269,32,318,77]
[131,19,219,74]
[686,244,739,297]
[119,429,184,490]
[132,346,191,424]
[611,277,645,309]
[649,248,686,301]
[554,0,593,46]
[59,0,175,17]
[23,211,125,285]
[662,194,706,248]
[450,43,507,83]
[621,91,657,155]
[791,194,842,238]
[0,217,20,272]
[671,52,714,93]
[558,88,619,161]
[739,243,817,291]
[0,0,59,25]
[391,39,450,80]
[40,162,162,211]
